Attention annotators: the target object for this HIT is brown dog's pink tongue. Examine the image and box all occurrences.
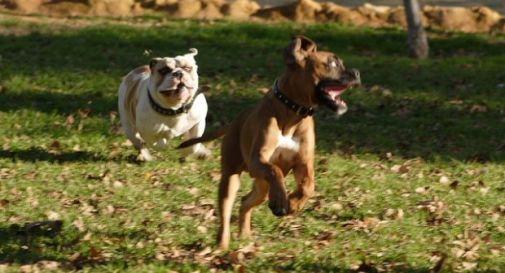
[325,86,346,100]
[325,85,347,92]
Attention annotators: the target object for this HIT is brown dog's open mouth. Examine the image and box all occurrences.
[316,81,348,112]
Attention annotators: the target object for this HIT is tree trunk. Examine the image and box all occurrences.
[403,0,429,59]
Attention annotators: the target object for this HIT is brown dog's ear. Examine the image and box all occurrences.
[283,35,317,67]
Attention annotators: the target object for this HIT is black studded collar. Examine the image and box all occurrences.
[147,88,202,116]
[272,80,315,117]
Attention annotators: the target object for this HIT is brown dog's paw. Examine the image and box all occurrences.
[288,192,310,215]
[288,197,302,215]
[268,191,289,217]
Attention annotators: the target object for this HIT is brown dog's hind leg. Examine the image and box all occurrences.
[238,178,269,239]
[288,163,314,214]
[217,173,240,250]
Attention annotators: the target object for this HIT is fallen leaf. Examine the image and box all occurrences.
[81,232,92,241]
[257,87,269,95]
[155,252,167,261]
[73,218,86,232]
[430,252,447,273]
[470,104,487,113]
[462,262,477,270]
[197,246,212,257]
[188,187,200,196]
[439,176,449,184]
[46,211,60,221]
[89,247,102,261]
[415,187,429,194]
[229,251,244,265]
[78,108,90,118]
[66,115,75,130]
[109,111,118,123]
[68,252,81,262]
[197,225,207,234]
[207,171,221,182]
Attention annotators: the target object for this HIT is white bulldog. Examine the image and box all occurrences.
[118,48,209,161]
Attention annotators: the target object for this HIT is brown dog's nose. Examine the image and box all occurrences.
[347,68,361,86]
[349,69,360,80]
[172,71,183,79]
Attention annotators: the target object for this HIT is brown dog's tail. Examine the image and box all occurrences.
[177,125,229,149]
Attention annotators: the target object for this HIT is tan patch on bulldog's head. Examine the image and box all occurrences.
[148,48,199,108]
[123,65,150,122]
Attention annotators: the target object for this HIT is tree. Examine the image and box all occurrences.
[403,0,429,59]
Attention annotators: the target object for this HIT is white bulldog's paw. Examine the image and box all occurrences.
[138,148,153,162]
[153,139,168,151]
[194,146,211,160]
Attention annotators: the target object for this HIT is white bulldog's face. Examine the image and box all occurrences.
[149,48,199,107]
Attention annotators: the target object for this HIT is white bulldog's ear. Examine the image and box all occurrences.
[283,35,317,67]
[149,57,162,69]
[186,48,198,58]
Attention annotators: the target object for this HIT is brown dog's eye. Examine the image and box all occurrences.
[158,66,172,75]
[182,66,192,72]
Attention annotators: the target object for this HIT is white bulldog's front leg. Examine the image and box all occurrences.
[180,119,210,160]
[152,138,168,151]
[132,132,153,162]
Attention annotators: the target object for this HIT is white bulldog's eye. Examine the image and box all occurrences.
[182,66,192,72]
[158,66,172,76]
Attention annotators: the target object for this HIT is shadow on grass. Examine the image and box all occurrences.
[0,20,504,162]
[0,88,113,117]
[277,261,501,273]
[0,221,500,272]
[0,221,207,270]
[0,221,70,264]
[0,147,107,163]
[314,98,505,162]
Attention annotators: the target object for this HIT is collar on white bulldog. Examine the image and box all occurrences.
[148,89,202,116]
[273,80,314,117]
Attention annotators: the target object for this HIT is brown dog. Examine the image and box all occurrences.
[179,36,361,250]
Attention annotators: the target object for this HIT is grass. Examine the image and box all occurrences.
[0,13,504,272]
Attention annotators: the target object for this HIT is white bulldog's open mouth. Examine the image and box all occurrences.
[159,89,178,96]
[159,85,193,97]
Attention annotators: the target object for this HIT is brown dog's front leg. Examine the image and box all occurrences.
[250,159,289,217]
[289,163,314,214]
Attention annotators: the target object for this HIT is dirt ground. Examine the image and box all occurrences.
[0,0,504,33]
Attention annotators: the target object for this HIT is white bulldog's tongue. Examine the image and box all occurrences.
[179,88,190,101]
